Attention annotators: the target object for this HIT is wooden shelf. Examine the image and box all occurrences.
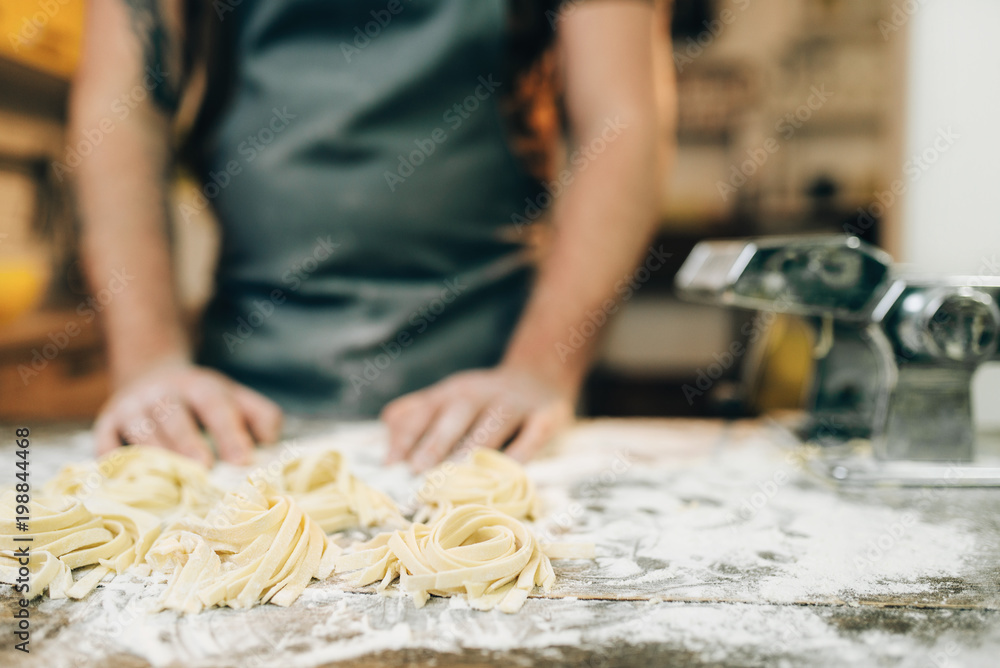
[0,308,109,420]
[0,54,69,120]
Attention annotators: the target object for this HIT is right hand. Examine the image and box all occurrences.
[94,358,284,466]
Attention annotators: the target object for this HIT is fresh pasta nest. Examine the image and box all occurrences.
[271,450,403,533]
[0,492,160,599]
[335,503,590,613]
[415,448,541,523]
[44,445,222,517]
[145,479,339,614]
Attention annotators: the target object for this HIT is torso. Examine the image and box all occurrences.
[198,0,541,416]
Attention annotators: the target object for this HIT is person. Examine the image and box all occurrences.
[71,0,674,470]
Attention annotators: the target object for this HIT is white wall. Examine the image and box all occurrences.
[903,0,1000,428]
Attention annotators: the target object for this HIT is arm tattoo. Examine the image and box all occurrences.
[121,0,181,114]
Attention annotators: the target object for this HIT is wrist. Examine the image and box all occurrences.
[501,346,587,399]
[108,334,191,387]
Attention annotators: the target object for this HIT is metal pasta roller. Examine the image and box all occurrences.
[675,235,1000,486]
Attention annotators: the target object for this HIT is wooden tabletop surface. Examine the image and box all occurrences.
[1,418,998,667]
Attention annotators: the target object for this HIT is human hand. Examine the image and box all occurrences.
[381,365,575,472]
[94,358,283,466]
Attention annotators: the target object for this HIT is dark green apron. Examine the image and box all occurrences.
[197,0,540,416]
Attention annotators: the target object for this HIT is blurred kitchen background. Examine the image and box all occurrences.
[0,0,997,424]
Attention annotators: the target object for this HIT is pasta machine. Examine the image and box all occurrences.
[675,235,1000,486]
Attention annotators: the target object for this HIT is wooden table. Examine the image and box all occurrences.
[2,418,998,667]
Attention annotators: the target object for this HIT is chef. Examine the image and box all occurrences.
[71,0,671,470]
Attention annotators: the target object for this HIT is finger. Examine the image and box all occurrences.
[457,403,525,456]
[503,408,569,463]
[383,394,438,464]
[108,391,160,447]
[119,407,170,449]
[94,409,124,456]
[188,387,255,465]
[231,384,284,444]
[381,391,422,424]
[157,401,214,467]
[409,402,481,472]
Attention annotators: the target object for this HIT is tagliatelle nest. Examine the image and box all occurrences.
[335,504,593,613]
[145,480,339,614]
[0,492,161,599]
[271,450,404,533]
[414,448,541,523]
[44,445,222,518]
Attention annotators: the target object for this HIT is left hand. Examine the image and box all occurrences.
[381,366,576,471]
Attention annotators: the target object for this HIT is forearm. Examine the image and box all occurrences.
[70,0,188,386]
[68,0,188,384]
[73,116,188,384]
[503,121,663,393]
